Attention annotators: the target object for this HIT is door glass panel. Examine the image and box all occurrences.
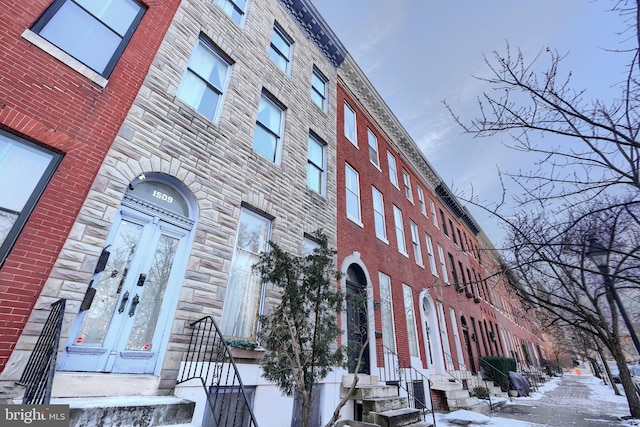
[74,220,143,345]
[126,233,179,350]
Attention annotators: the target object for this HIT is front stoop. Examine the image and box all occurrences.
[51,396,195,427]
[366,407,424,427]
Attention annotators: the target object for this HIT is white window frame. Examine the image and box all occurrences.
[269,23,293,74]
[177,37,232,122]
[430,198,438,228]
[345,164,362,224]
[311,66,328,110]
[220,207,272,340]
[417,186,426,216]
[393,205,407,256]
[215,0,248,25]
[437,301,453,370]
[387,151,399,188]
[437,244,449,284]
[307,133,326,195]
[425,233,438,276]
[252,92,285,164]
[379,273,396,352]
[403,284,420,359]
[344,102,357,145]
[367,129,380,167]
[402,170,413,202]
[372,187,387,241]
[410,221,423,266]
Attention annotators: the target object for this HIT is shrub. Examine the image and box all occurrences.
[470,386,490,399]
[480,356,516,391]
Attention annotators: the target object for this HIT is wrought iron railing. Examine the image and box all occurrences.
[17,298,66,404]
[177,316,258,427]
[377,344,436,426]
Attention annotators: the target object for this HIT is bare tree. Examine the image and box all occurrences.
[493,197,640,416]
[445,1,640,209]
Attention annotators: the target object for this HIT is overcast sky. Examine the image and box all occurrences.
[311,0,628,243]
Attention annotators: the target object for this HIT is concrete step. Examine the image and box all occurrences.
[367,407,423,427]
[429,381,463,392]
[404,422,434,427]
[362,396,409,414]
[341,374,381,387]
[446,395,480,410]
[51,372,159,398]
[50,396,195,427]
[342,384,399,399]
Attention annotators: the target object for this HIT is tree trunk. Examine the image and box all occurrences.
[301,391,312,427]
[612,344,640,417]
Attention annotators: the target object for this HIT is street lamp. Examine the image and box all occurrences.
[587,237,640,358]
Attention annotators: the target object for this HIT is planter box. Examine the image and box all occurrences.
[229,348,264,362]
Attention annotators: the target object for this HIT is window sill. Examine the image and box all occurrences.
[22,29,108,88]
[346,216,364,228]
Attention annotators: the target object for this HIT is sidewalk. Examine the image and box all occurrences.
[491,373,632,426]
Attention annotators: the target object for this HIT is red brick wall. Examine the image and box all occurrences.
[336,81,549,371]
[0,0,180,372]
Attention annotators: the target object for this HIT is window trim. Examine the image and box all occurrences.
[393,205,407,256]
[367,128,380,168]
[176,36,232,123]
[345,163,362,225]
[387,151,399,188]
[30,0,146,79]
[410,221,423,266]
[311,66,328,111]
[306,132,326,195]
[269,22,293,74]
[402,170,413,202]
[425,233,437,276]
[252,91,285,164]
[0,130,62,267]
[344,102,357,146]
[215,0,249,26]
[372,186,388,242]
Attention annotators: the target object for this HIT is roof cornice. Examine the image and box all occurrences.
[278,0,347,67]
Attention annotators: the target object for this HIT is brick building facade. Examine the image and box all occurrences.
[0,0,548,425]
[0,0,181,375]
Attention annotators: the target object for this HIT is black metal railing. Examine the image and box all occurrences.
[377,344,436,426]
[177,316,258,427]
[17,298,66,404]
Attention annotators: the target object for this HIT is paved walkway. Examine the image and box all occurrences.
[490,374,633,426]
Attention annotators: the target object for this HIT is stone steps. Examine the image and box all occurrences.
[50,396,195,427]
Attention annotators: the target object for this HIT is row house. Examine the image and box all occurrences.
[336,54,548,419]
[0,0,181,376]
[0,0,548,425]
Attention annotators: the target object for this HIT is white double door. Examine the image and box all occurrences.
[59,208,188,374]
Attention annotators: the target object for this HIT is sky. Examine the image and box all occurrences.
[311,0,630,244]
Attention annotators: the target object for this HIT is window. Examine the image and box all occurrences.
[220,207,271,339]
[430,199,438,228]
[302,235,319,256]
[252,93,284,163]
[311,67,328,110]
[450,221,457,244]
[402,170,413,202]
[463,232,469,253]
[0,131,61,266]
[307,133,326,195]
[440,210,448,236]
[387,151,398,187]
[372,187,387,241]
[457,229,464,250]
[32,0,145,78]
[269,23,292,73]
[437,301,453,369]
[403,284,420,358]
[344,102,357,144]
[448,253,458,287]
[367,129,379,167]
[215,0,247,25]
[425,233,437,275]
[177,37,231,121]
[393,205,407,255]
[437,244,449,284]
[458,261,466,291]
[410,221,423,266]
[417,186,426,216]
[345,164,361,223]
[379,273,396,352]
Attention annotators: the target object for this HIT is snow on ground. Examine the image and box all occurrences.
[433,373,638,426]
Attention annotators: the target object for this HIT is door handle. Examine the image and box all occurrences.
[128,294,140,317]
[118,291,130,314]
